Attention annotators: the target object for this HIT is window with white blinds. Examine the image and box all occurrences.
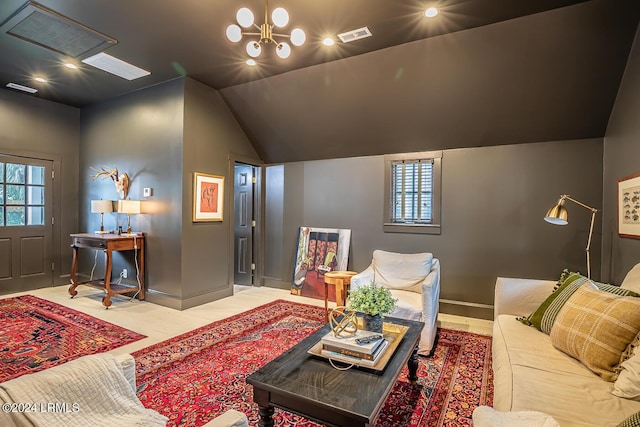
[384,151,441,234]
[390,159,433,224]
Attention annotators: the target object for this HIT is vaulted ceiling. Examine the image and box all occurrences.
[1,0,639,163]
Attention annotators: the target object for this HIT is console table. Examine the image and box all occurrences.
[68,233,145,308]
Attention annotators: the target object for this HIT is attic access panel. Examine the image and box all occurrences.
[1,1,116,58]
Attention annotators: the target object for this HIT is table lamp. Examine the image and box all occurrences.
[117,199,141,234]
[544,195,598,278]
[91,200,113,234]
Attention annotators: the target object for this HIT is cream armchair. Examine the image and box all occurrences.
[350,250,440,355]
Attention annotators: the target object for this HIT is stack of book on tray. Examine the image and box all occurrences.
[320,329,389,367]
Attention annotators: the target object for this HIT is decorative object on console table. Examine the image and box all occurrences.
[68,233,145,308]
[91,199,113,233]
[544,194,598,278]
[193,172,224,222]
[347,281,397,333]
[90,165,130,199]
[618,172,640,239]
[117,199,141,234]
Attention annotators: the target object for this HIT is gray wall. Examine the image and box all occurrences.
[265,139,603,318]
[0,89,80,284]
[80,78,185,304]
[181,78,260,304]
[603,24,640,284]
[79,77,259,309]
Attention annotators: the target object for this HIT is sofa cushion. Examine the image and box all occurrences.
[493,314,640,426]
[615,347,640,401]
[519,272,637,334]
[550,283,640,382]
[622,263,640,294]
[372,250,432,292]
[618,411,640,427]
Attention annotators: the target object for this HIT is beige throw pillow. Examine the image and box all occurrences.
[550,282,640,381]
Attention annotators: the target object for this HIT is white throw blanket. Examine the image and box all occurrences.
[0,353,167,427]
[473,406,561,427]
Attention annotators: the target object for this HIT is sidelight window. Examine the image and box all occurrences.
[0,162,45,226]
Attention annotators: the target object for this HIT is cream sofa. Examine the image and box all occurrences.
[0,353,249,427]
[492,267,640,427]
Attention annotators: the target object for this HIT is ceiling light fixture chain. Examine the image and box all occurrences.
[225,0,305,60]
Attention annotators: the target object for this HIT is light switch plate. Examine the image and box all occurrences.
[143,187,152,197]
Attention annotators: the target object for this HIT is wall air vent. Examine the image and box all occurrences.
[337,27,372,43]
[6,82,38,93]
[0,1,117,58]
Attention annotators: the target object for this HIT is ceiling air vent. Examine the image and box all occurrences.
[6,82,38,93]
[0,1,116,58]
[338,27,372,43]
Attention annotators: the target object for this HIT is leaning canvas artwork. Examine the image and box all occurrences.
[291,226,351,300]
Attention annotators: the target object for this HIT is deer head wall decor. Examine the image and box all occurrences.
[91,166,130,199]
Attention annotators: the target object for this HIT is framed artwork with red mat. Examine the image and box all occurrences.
[0,295,146,382]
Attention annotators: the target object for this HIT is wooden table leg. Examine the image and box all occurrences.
[324,281,329,322]
[68,245,79,298]
[257,405,275,427]
[335,278,345,306]
[137,237,145,300]
[102,249,113,308]
[408,344,420,384]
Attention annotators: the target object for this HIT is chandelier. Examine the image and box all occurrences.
[225,0,306,59]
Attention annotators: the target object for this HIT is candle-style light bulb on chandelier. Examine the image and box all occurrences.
[225,0,306,59]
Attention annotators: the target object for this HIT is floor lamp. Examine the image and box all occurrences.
[544,195,598,278]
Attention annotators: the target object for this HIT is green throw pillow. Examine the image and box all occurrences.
[618,411,640,427]
[518,272,639,334]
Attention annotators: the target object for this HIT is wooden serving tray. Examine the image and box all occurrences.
[308,321,409,371]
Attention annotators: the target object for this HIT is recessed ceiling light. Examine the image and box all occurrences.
[33,76,47,83]
[6,82,38,93]
[82,52,150,80]
[425,7,439,18]
[64,62,78,69]
[322,38,335,46]
[246,59,256,66]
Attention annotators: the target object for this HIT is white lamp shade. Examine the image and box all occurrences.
[226,24,242,42]
[91,200,113,213]
[276,42,291,59]
[246,41,261,57]
[117,199,141,214]
[236,8,254,28]
[272,7,289,28]
[290,28,305,46]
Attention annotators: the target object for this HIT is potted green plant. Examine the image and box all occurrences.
[347,282,397,333]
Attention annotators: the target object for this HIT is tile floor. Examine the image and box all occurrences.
[1,284,493,355]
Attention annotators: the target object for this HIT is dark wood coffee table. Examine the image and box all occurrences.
[246,316,424,427]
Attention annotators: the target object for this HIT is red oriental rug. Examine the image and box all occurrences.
[134,300,493,427]
[0,295,146,382]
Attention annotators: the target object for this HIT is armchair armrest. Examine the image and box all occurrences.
[494,277,556,318]
[420,258,440,318]
[350,265,374,291]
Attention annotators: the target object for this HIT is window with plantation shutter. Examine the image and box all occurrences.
[384,151,441,234]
